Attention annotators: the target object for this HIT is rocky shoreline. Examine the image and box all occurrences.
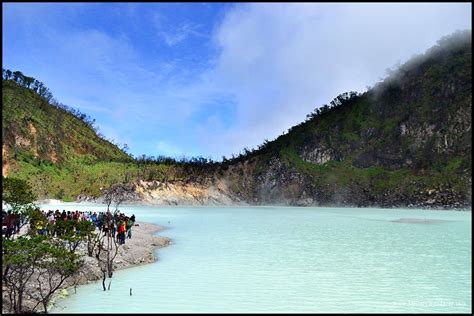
[73,194,471,211]
[50,221,171,311]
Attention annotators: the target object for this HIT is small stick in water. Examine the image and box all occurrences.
[130,288,132,296]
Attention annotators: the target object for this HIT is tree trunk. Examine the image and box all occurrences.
[17,290,23,314]
[3,264,10,282]
[108,263,113,278]
[102,271,107,291]
[43,300,49,314]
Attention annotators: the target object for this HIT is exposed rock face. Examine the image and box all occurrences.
[134,180,244,206]
[299,145,333,164]
[242,155,471,208]
[78,180,247,206]
[56,36,474,210]
[3,32,471,210]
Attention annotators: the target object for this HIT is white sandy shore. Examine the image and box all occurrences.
[51,221,171,307]
[75,221,171,279]
[2,221,171,313]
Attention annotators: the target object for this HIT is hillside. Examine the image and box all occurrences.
[2,78,135,199]
[2,80,133,165]
[217,30,471,208]
[2,30,472,209]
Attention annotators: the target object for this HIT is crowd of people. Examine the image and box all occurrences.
[2,208,136,245]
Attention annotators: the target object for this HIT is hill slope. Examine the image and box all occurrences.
[215,30,471,208]
[2,79,131,166]
[2,31,471,208]
[2,78,135,199]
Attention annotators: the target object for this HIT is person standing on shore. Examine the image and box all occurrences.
[117,218,126,244]
[14,213,21,234]
[98,212,104,231]
[36,218,44,235]
[120,218,127,245]
[91,212,98,228]
[126,216,135,239]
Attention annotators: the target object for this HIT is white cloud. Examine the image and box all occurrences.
[4,3,470,160]
[195,2,472,158]
[163,23,204,46]
[151,12,206,47]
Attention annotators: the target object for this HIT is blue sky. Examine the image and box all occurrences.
[3,3,471,160]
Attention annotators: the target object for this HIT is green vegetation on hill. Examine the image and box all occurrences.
[2,72,223,200]
[2,79,132,164]
[2,30,471,208]
[2,76,142,200]
[218,30,471,208]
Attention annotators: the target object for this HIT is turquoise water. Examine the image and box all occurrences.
[46,204,471,313]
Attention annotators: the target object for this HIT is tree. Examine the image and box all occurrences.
[57,218,95,253]
[37,84,48,98]
[32,79,40,92]
[103,183,133,213]
[3,236,48,313]
[29,238,82,314]
[95,183,134,290]
[2,236,82,314]
[2,179,88,313]
[2,177,37,232]
[85,221,101,257]
[120,143,129,153]
[3,68,13,80]
[2,177,36,210]
[12,71,24,85]
[23,76,34,89]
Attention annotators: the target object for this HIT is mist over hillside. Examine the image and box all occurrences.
[2,30,471,209]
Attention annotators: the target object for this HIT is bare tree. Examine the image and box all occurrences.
[94,183,135,290]
[86,227,101,257]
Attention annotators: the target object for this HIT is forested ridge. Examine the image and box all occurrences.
[2,30,471,208]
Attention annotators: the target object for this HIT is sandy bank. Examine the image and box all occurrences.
[73,221,171,283]
[2,221,171,313]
